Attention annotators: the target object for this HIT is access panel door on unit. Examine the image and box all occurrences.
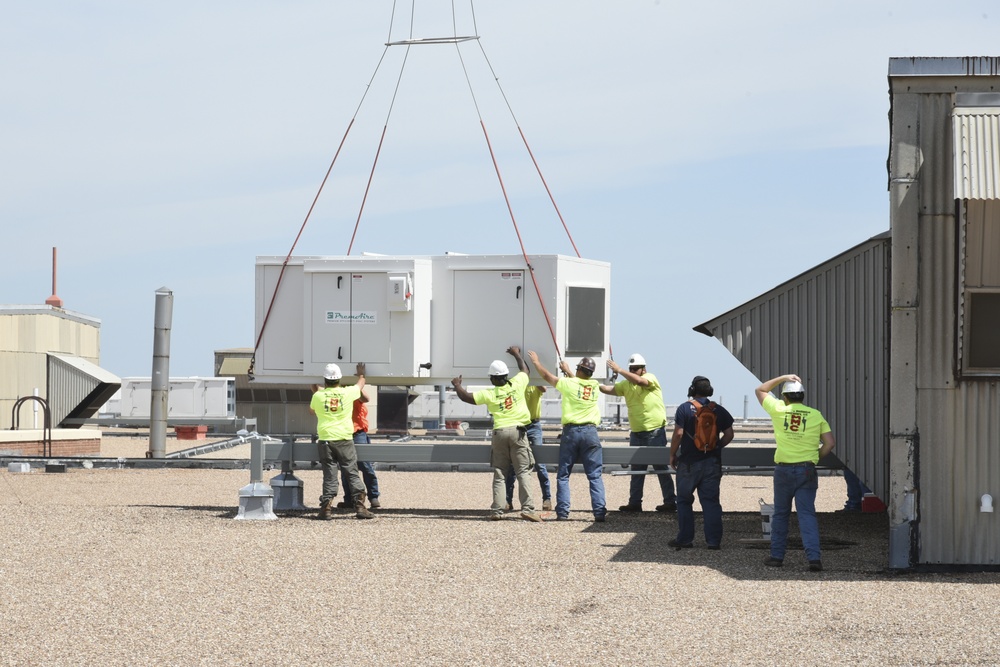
[453,269,525,369]
[310,272,390,365]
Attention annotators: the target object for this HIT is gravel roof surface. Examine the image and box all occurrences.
[2,436,998,666]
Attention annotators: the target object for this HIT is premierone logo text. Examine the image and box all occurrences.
[325,311,377,324]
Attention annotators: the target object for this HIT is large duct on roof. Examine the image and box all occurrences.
[46,353,120,428]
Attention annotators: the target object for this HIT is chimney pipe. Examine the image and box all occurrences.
[148,287,173,458]
[45,247,63,308]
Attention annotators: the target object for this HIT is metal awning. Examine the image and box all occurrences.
[954,94,1000,200]
[219,356,251,376]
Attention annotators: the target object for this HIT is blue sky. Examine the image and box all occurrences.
[2,1,997,416]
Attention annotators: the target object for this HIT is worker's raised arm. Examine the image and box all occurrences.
[527,350,559,386]
[755,373,800,404]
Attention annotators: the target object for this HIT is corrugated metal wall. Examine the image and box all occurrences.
[914,201,1000,565]
[696,235,890,502]
[891,70,1000,566]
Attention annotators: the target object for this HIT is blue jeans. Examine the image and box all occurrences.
[771,463,821,561]
[674,457,723,547]
[627,426,675,506]
[843,468,869,510]
[556,424,606,519]
[339,431,379,500]
[506,421,551,504]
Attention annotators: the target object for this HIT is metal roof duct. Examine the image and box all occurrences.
[47,353,121,428]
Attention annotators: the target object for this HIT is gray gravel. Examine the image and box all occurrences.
[1,438,998,666]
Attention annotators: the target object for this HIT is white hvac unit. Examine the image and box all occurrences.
[114,377,235,418]
[253,254,611,385]
[254,256,432,381]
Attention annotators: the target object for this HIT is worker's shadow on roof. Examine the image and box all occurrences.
[595,511,891,580]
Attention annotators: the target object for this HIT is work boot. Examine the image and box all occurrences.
[336,499,351,509]
[318,499,333,521]
[656,502,677,513]
[369,497,381,509]
[355,492,374,520]
[542,499,553,511]
[618,504,642,512]
[520,511,543,523]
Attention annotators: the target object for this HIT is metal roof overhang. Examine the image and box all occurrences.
[47,353,121,428]
[693,231,892,502]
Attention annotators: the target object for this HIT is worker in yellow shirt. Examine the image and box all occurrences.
[528,350,607,522]
[452,346,542,522]
[601,353,675,513]
[309,362,374,521]
[756,373,836,572]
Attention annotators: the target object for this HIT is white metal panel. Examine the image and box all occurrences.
[348,272,390,364]
[299,257,431,379]
[255,260,305,372]
[453,269,524,369]
[307,270,353,363]
[954,107,1000,200]
[114,377,233,419]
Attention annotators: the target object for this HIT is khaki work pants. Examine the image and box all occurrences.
[490,425,535,514]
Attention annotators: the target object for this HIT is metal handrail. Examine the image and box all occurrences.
[11,395,53,457]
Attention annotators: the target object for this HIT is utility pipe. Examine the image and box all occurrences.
[148,287,173,458]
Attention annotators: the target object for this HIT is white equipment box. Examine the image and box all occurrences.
[111,377,235,418]
[253,254,611,385]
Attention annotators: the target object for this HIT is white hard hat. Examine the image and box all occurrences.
[628,353,646,367]
[488,360,509,376]
[323,363,343,380]
[782,380,805,394]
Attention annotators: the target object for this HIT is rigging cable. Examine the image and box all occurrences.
[451,7,564,362]
[471,4,581,259]
[250,39,395,376]
[255,0,587,373]
[346,15,415,255]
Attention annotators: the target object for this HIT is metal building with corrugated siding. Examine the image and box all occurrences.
[698,57,1000,570]
[888,57,1000,569]
[0,305,102,430]
[695,232,891,506]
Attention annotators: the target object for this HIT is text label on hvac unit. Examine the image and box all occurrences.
[325,311,378,324]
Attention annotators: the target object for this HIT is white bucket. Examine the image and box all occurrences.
[759,499,775,536]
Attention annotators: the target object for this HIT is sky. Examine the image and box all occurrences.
[2,1,997,418]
